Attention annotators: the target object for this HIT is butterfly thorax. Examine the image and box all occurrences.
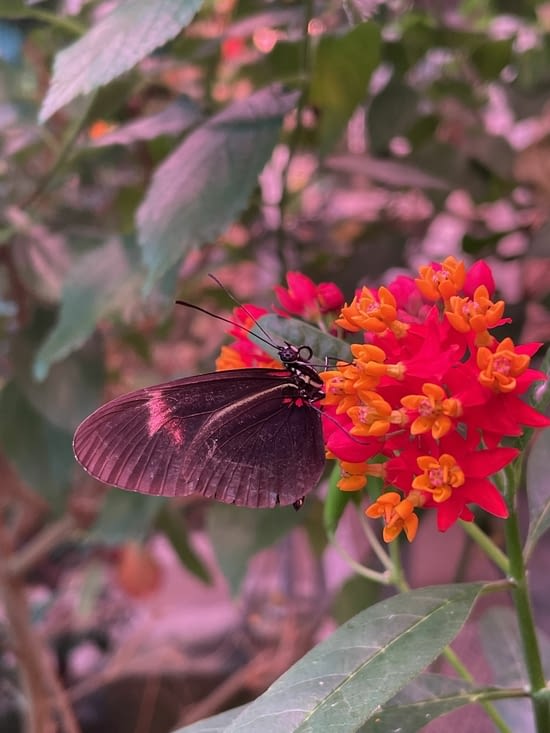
[277,343,324,404]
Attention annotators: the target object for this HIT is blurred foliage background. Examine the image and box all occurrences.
[1,0,550,731]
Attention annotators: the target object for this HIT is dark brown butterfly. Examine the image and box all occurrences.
[73,338,326,509]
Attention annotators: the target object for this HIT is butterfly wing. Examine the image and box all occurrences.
[73,369,325,508]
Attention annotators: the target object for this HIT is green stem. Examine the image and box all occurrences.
[442,647,512,733]
[459,520,510,575]
[18,9,85,36]
[504,505,549,732]
[329,534,391,585]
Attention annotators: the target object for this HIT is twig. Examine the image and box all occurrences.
[8,515,78,578]
[0,519,53,733]
[0,511,83,733]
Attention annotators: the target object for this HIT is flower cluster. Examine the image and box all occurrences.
[217,261,549,543]
[322,257,549,541]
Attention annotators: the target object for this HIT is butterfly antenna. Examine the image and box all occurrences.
[207,273,276,345]
[175,299,276,350]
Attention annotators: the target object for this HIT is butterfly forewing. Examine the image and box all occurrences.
[73,368,325,508]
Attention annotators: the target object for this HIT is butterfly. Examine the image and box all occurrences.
[73,322,326,509]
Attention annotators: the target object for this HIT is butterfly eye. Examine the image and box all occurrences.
[298,345,313,362]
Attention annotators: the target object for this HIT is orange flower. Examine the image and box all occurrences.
[337,461,385,491]
[348,393,407,437]
[477,337,531,393]
[365,491,421,542]
[416,256,466,302]
[336,286,408,337]
[412,454,465,502]
[445,285,504,346]
[401,383,462,439]
[320,368,360,413]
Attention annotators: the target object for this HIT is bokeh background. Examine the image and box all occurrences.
[1,1,550,731]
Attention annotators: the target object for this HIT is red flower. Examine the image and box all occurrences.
[387,433,515,531]
[275,272,344,320]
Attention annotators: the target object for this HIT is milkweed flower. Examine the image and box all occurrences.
[319,257,550,542]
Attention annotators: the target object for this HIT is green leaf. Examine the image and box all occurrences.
[359,673,477,732]
[206,502,309,594]
[331,574,380,626]
[0,381,74,512]
[217,583,484,732]
[251,315,352,363]
[88,490,164,545]
[33,237,144,380]
[310,22,381,154]
[156,505,211,584]
[88,97,202,148]
[137,86,297,289]
[39,0,203,121]
[470,39,513,80]
[173,704,248,733]
[525,426,550,559]
[368,80,419,154]
[12,311,105,432]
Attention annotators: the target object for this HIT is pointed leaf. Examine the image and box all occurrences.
[222,583,484,732]
[525,427,550,560]
[309,22,380,154]
[137,86,297,288]
[88,97,202,147]
[33,237,144,380]
[40,0,203,121]
[251,315,352,363]
[156,505,211,584]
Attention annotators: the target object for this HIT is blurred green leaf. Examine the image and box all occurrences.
[206,502,307,594]
[200,583,484,731]
[156,505,211,584]
[471,38,513,80]
[331,573,380,626]
[40,0,203,120]
[89,490,164,545]
[13,310,105,431]
[310,22,380,154]
[137,86,297,289]
[368,80,419,154]
[88,97,202,148]
[0,381,74,513]
[33,237,144,380]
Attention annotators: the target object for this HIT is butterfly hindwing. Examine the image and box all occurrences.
[73,368,325,507]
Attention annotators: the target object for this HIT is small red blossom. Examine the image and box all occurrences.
[275,272,344,320]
